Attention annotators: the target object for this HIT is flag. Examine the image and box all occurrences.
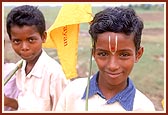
[43,4,93,79]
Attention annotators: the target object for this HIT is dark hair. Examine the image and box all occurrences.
[89,7,144,53]
[6,5,46,39]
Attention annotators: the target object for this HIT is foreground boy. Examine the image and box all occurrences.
[56,7,155,112]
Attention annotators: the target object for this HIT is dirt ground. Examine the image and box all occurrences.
[140,13,164,111]
[139,12,164,22]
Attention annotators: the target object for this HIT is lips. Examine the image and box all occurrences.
[106,71,122,78]
[20,53,32,59]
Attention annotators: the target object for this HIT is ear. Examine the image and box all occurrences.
[135,47,144,63]
[92,48,95,58]
[42,32,47,43]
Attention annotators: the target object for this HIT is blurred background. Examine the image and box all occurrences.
[3,2,165,111]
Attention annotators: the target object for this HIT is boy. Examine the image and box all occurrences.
[5,5,68,111]
[56,7,155,112]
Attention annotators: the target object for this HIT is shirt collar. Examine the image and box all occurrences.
[21,49,45,78]
[82,71,136,111]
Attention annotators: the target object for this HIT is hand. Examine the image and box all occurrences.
[4,94,18,110]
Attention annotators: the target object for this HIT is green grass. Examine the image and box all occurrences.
[3,5,164,29]
[130,41,164,95]
[144,21,164,29]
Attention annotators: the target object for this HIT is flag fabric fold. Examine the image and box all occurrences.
[43,4,93,79]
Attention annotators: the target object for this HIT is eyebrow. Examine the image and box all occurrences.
[95,48,111,54]
[95,48,134,53]
[95,48,107,51]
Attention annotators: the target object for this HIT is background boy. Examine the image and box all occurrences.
[5,5,69,111]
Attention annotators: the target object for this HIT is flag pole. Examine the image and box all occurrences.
[85,38,93,111]
[4,60,23,86]
[85,48,92,111]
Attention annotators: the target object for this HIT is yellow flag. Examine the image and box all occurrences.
[161,99,164,109]
[43,4,93,79]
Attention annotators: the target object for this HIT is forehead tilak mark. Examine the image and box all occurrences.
[108,35,118,55]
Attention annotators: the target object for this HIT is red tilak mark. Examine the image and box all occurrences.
[111,46,115,52]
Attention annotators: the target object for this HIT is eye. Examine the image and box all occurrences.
[119,52,130,58]
[97,52,109,57]
[12,39,21,45]
[28,38,35,43]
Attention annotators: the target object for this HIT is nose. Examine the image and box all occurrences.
[107,55,120,71]
[21,41,29,51]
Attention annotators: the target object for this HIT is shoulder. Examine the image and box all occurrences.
[4,63,17,79]
[42,50,59,63]
[133,89,156,111]
[62,77,88,95]
[4,62,16,68]
[56,77,88,111]
[4,63,17,72]
[135,89,152,102]
[40,50,63,69]
[67,77,88,89]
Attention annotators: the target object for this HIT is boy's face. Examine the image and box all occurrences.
[10,25,46,62]
[93,32,143,86]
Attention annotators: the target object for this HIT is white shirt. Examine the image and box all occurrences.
[16,50,69,111]
[56,77,155,112]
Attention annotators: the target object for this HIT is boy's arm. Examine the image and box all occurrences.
[4,95,18,110]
